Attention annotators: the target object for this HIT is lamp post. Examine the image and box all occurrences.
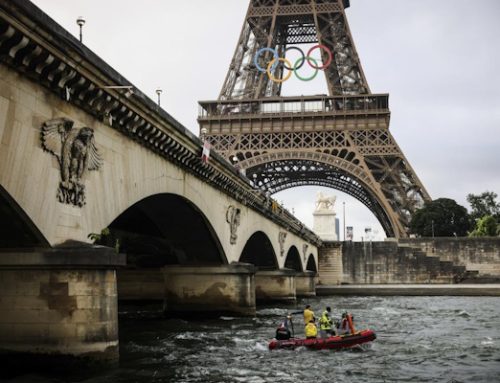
[343,201,346,241]
[76,16,85,43]
[155,88,162,107]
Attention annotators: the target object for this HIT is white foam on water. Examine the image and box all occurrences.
[174,332,210,340]
[257,308,289,316]
[254,342,269,352]
[481,336,494,345]
[457,310,471,318]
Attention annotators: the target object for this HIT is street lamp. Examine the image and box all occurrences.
[76,16,85,43]
[343,201,346,241]
[155,88,162,107]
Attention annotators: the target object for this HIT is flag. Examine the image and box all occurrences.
[201,140,211,163]
[346,226,354,241]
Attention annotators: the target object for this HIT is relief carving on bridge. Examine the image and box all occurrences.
[278,232,287,257]
[226,205,241,245]
[302,244,309,263]
[41,118,102,207]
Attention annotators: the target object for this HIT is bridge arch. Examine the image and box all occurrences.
[284,245,303,272]
[0,185,49,248]
[306,253,317,272]
[239,151,400,237]
[102,193,227,266]
[239,231,278,270]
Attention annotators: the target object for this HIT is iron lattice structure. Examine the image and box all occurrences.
[198,0,431,237]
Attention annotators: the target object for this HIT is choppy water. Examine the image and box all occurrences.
[7,296,500,383]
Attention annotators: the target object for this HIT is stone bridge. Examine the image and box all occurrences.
[0,0,320,367]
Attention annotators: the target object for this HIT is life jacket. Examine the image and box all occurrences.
[319,310,333,330]
[303,308,314,325]
[305,322,317,338]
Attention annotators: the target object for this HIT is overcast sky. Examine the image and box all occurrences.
[32,0,500,240]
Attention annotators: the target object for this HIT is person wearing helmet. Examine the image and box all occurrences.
[319,306,335,337]
[275,315,292,340]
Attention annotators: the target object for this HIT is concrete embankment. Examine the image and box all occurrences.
[317,284,500,296]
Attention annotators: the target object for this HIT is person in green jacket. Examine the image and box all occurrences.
[319,306,336,337]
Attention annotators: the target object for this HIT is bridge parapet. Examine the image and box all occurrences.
[0,0,320,247]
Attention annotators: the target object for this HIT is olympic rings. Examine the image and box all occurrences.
[307,44,332,70]
[254,47,279,73]
[294,56,319,81]
[283,46,305,71]
[266,57,293,83]
[254,44,333,83]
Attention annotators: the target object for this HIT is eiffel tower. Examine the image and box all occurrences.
[198,0,431,238]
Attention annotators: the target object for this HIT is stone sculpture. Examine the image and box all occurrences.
[41,118,102,207]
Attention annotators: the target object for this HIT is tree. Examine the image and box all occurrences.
[469,215,499,237]
[466,191,500,222]
[410,198,472,237]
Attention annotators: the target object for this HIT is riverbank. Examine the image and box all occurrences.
[316,284,500,296]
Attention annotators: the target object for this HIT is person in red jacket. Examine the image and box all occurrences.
[338,312,356,335]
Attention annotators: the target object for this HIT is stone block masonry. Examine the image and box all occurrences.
[0,244,125,373]
[400,238,500,280]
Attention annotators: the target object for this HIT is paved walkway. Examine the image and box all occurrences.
[316,284,500,296]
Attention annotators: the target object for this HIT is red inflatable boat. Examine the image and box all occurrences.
[268,329,376,350]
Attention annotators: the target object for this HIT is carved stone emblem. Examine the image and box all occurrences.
[302,244,309,262]
[41,118,102,207]
[278,232,287,257]
[226,205,241,245]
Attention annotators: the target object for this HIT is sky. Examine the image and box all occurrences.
[31,0,500,240]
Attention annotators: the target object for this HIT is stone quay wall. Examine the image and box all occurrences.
[330,238,500,285]
[399,237,500,277]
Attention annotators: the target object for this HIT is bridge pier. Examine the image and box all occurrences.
[295,271,316,297]
[317,242,343,285]
[117,268,164,302]
[255,269,296,304]
[0,244,125,373]
[163,263,257,316]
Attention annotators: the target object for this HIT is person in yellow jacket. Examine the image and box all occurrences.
[303,304,315,325]
[319,306,336,337]
[305,319,318,339]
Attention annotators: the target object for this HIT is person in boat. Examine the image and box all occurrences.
[275,315,293,340]
[303,304,315,325]
[305,319,318,339]
[319,306,335,337]
[337,312,356,335]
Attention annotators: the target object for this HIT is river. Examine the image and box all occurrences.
[7,296,500,383]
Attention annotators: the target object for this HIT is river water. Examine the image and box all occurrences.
[8,296,500,383]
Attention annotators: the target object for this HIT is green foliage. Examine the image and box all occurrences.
[466,191,500,222]
[469,215,499,237]
[87,227,110,243]
[410,198,471,237]
[87,228,120,253]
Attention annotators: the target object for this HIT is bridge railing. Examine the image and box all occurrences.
[198,94,389,119]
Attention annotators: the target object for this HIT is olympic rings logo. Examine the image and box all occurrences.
[253,44,333,83]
